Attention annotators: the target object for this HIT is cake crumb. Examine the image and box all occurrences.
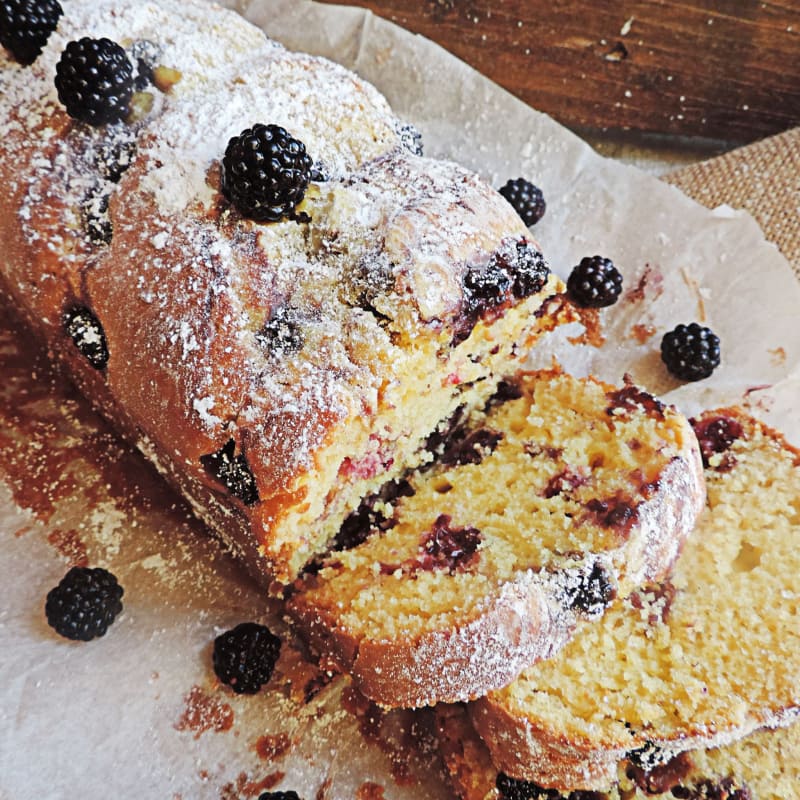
[174,685,234,739]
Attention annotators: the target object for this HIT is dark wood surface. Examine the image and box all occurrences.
[317,0,800,145]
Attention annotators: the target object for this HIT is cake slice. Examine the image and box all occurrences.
[288,370,704,708]
[435,702,800,800]
[470,409,800,790]
[0,0,571,587]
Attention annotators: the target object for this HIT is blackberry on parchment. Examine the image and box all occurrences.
[567,255,623,308]
[498,178,546,227]
[45,566,124,641]
[257,793,302,800]
[212,622,281,694]
[660,323,721,382]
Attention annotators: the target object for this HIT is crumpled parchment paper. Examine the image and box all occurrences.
[1,1,798,798]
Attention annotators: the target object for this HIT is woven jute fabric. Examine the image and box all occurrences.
[665,127,800,281]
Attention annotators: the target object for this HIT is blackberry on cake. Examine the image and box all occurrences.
[0,0,62,64]
[470,409,800,790]
[498,178,546,227]
[288,370,703,708]
[128,38,161,90]
[199,439,259,507]
[212,622,281,694]
[660,322,721,381]
[397,121,424,156]
[221,123,313,222]
[45,566,124,641]
[55,37,134,125]
[63,305,110,370]
[567,256,623,308]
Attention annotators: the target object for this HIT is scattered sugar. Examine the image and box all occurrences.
[193,395,222,428]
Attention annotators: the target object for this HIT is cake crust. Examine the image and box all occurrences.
[436,702,800,800]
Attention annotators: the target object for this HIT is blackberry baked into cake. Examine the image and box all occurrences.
[289,370,704,708]
[0,0,572,587]
[435,702,800,800]
[467,409,800,791]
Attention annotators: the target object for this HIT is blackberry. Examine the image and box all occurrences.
[309,163,329,183]
[502,240,550,299]
[81,184,113,245]
[565,562,616,616]
[498,178,546,227]
[63,304,109,369]
[128,39,161,91]
[221,123,313,222]
[213,622,281,694]
[255,306,304,356]
[496,774,604,800]
[495,773,561,799]
[0,0,63,65]
[200,438,260,506]
[333,478,414,552]
[257,792,302,800]
[463,260,512,313]
[94,134,137,182]
[566,256,623,308]
[55,37,134,126]
[628,741,671,771]
[660,323,721,382]
[45,566,124,641]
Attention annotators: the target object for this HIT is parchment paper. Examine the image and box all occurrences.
[1,2,799,798]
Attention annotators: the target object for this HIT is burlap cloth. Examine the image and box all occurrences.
[665,127,800,281]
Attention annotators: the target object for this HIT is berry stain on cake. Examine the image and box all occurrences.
[436,701,786,800]
[690,414,743,470]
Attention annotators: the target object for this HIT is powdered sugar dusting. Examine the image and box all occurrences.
[1,0,556,585]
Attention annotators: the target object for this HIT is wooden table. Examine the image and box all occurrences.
[317,0,800,152]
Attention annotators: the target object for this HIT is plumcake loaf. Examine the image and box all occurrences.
[435,702,800,800]
[470,409,800,791]
[288,370,704,708]
[0,0,571,586]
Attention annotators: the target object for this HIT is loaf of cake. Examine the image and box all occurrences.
[288,369,705,708]
[0,0,571,587]
[435,702,800,800]
[468,409,800,790]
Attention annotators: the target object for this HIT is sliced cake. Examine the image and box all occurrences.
[288,369,704,707]
[470,409,800,790]
[436,702,800,800]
